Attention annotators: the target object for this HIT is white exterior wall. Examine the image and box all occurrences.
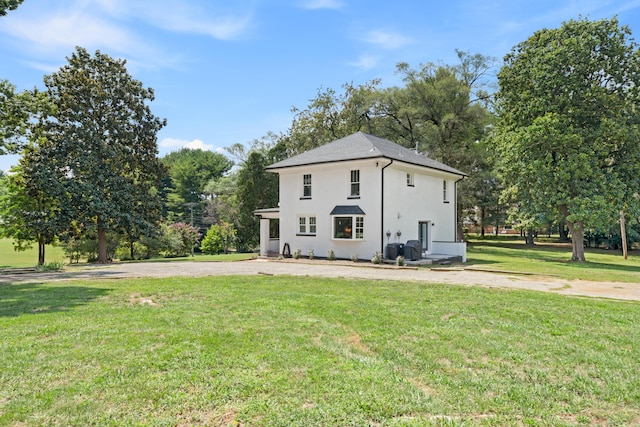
[273,159,463,261]
[382,163,459,253]
[277,159,382,260]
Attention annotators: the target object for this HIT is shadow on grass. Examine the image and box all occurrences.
[468,241,640,274]
[0,283,110,318]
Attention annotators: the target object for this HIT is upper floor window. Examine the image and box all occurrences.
[407,173,414,187]
[302,174,312,198]
[350,170,360,197]
[443,180,448,202]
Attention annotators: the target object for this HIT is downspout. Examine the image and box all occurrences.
[381,159,394,253]
[454,176,465,241]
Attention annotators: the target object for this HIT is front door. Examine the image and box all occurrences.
[418,221,431,254]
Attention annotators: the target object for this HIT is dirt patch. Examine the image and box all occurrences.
[129,293,159,306]
[347,332,373,354]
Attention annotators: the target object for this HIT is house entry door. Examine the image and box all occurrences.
[418,221,430,254]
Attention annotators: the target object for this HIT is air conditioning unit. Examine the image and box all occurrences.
[404,240,422,260]
[385,243,404,259]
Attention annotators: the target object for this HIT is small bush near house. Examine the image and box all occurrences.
[371,252,382,264]
[293,249,302,259]
[327,249,336,260]
[351,253,359,262]
[396,255,405,266]
[308,249,314,260]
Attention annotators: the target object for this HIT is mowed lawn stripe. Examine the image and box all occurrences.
[1,275,639,426]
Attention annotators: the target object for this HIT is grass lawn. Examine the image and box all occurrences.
[0,238,255,269]
[0,238,66,269]
[466,237,640,283]
[1,276,639,426]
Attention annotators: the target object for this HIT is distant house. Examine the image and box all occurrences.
[254,132,467,261]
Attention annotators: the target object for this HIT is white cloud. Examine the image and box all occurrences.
[96,0,254,40]
[300,0,343,10]
[1,10,142,55]
[160,138,221,153]
[184,139,215,151]
[0,0,254,74]
[363,30,412,49]
[347,55,380,71]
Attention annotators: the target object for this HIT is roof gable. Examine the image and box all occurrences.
[266,132,466,176]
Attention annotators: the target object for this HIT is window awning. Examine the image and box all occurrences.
[330,205,366,215]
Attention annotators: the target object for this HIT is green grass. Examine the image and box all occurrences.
[0,238,255,269]
[1,276,639,426]
[0,238,66,269]
[466,237,640,283]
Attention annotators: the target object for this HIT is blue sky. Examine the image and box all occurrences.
[1,0,639,172]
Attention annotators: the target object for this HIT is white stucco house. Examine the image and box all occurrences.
[254,132,467,262]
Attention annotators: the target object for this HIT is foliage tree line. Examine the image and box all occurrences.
[1,12,639,264]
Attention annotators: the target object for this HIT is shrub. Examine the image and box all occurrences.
[308,249,314,260]
[162,223,202,257]
[293,249,302,259]
[201,224,223,254]
[327,249,336,261]
[371,251,382,264]
[35,261,65,272]
[351,253,359,263]
[396,255,405,266]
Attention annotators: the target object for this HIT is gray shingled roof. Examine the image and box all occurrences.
[266,132,467,176]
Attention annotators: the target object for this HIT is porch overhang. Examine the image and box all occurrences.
[253,208,280,219]
[330,205,365,215]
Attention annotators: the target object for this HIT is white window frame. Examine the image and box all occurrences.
[350,170,360,197]
[297,215,316,236]
[302,174,312,198]
[332,215,364,240]
[443,180,448,202]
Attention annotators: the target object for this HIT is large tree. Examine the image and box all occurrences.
[39,47,166,263]
[0,145,64,265]
[235,149,280,252]
[161,147,232,225]
[493,17,640,261]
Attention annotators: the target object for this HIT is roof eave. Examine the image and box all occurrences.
[266,155,467,177]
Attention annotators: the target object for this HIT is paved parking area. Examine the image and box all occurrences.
[1,258,639,302]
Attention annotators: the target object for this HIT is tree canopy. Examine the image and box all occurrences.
[161,147,233,226]
[0,81,52,155]
[493,17,640,261]
[39,47,167,263]
[0,0,23,16]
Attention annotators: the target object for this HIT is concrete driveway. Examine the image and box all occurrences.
[1,258,639,302]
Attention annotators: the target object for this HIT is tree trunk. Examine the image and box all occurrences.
[98,227,108,263]
[524,229,535,246]
[567,221,585,262]
[130,240,135,260]
[559,205,585,261]
[620,210,628,260]
[558,220,570,241]
[38,235,45,266]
